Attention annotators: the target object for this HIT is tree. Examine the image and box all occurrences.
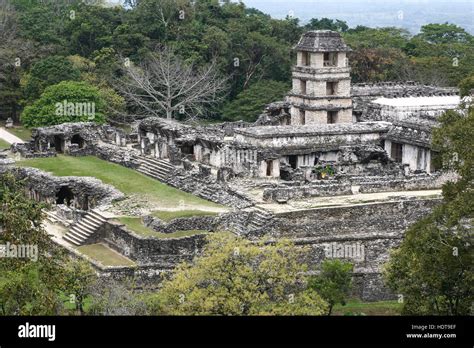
[458,74,474,97]
[0,173,67,315]
[88,278,147,315]
[308,260,353,315]
[146,233,328,315]
[305,18,348,32]
[22,55,81,103]
[62,259,97,315]
[116,47,228,120]
[384,106,474,315]
[415,23,472,45]
[21,80,106,127]
[222,80,289,122]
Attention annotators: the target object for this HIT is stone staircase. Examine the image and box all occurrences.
[247,206,274,232]
[63,210,107,246]
[233,206,274,235]
[135,156,173,182]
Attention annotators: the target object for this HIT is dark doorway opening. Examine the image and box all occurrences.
[71,134,85,148]
[266,160,273,176]
[289,155,298,169]
[391,142,403,163]
[56,186,74,206]
[53,135,64,153]
[181,144,194,155]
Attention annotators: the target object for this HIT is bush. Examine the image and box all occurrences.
[21,81,106,127]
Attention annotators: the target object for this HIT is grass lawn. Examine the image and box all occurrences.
[9,127,32,141]
[151,209,218,222]
[0,122,33,141]
[332,299,402,316]
[0,138,10,149]
[17,155,222,209]
[76,243,136,267]
[117,216,209,239]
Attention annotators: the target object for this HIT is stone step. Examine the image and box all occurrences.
[136,157,173,171]
[70,224,94,238]
[88,211,107,223]
[69,228,91,240]
[72,221,95,234]
[137,167,167,181]
[63,210,107,246]
[63,233,84,246]
[137,161,169,173]
[139,157,174,169]
[78,218,101,231]
[139,160,171,174]
[137,165,166,176]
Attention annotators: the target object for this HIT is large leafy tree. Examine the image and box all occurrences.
[222,80,289,122]
[0,173,64,314]
[22,55,81,103]
[305,18,348,32]
[0,173,99,315]
[308,260,353,316]
[21,80,106,127]
[146,233,328,315]
[384,106,474,315]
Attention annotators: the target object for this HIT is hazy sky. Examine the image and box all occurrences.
[241,0,474,33]
[105,0,474,33]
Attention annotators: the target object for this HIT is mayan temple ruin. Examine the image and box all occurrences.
[2,30,469,301]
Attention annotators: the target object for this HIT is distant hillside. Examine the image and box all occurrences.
[242,0,474,34]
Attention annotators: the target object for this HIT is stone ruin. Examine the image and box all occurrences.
[4,30,468,300]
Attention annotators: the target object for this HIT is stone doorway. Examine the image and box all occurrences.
[56,186,74,206]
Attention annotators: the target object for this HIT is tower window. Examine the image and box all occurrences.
[327,111,338,124]
[299,109,306,125]
[300,80,307,94]
[326,81,337,95]
[323,52,337,67]
[301,51,311,66]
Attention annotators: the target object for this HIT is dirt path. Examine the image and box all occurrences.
[0,127,24,144]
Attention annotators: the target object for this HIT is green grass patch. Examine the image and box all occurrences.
[332,299,402,316]
[151,209,218,222]
[5,126,32,141]
[76,243,136,267]
[117,216,209,239]
[0,138,10,149]
[17,155,222,209]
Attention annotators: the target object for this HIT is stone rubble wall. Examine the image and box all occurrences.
[263,198,442,300]
[143,215,220,234]
[3,166,124,208]
[358,171,457,193]
[263,181,352,202]
[98,220,208,267]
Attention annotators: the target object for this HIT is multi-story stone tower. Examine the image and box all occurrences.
[288,30,353,125]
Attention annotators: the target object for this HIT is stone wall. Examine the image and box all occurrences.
[264,198,442,300]
[263,181,352,203]
[143,215,220,233]
[5,166,124,209]
[98,221,208,267]
[358,171,457,193]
